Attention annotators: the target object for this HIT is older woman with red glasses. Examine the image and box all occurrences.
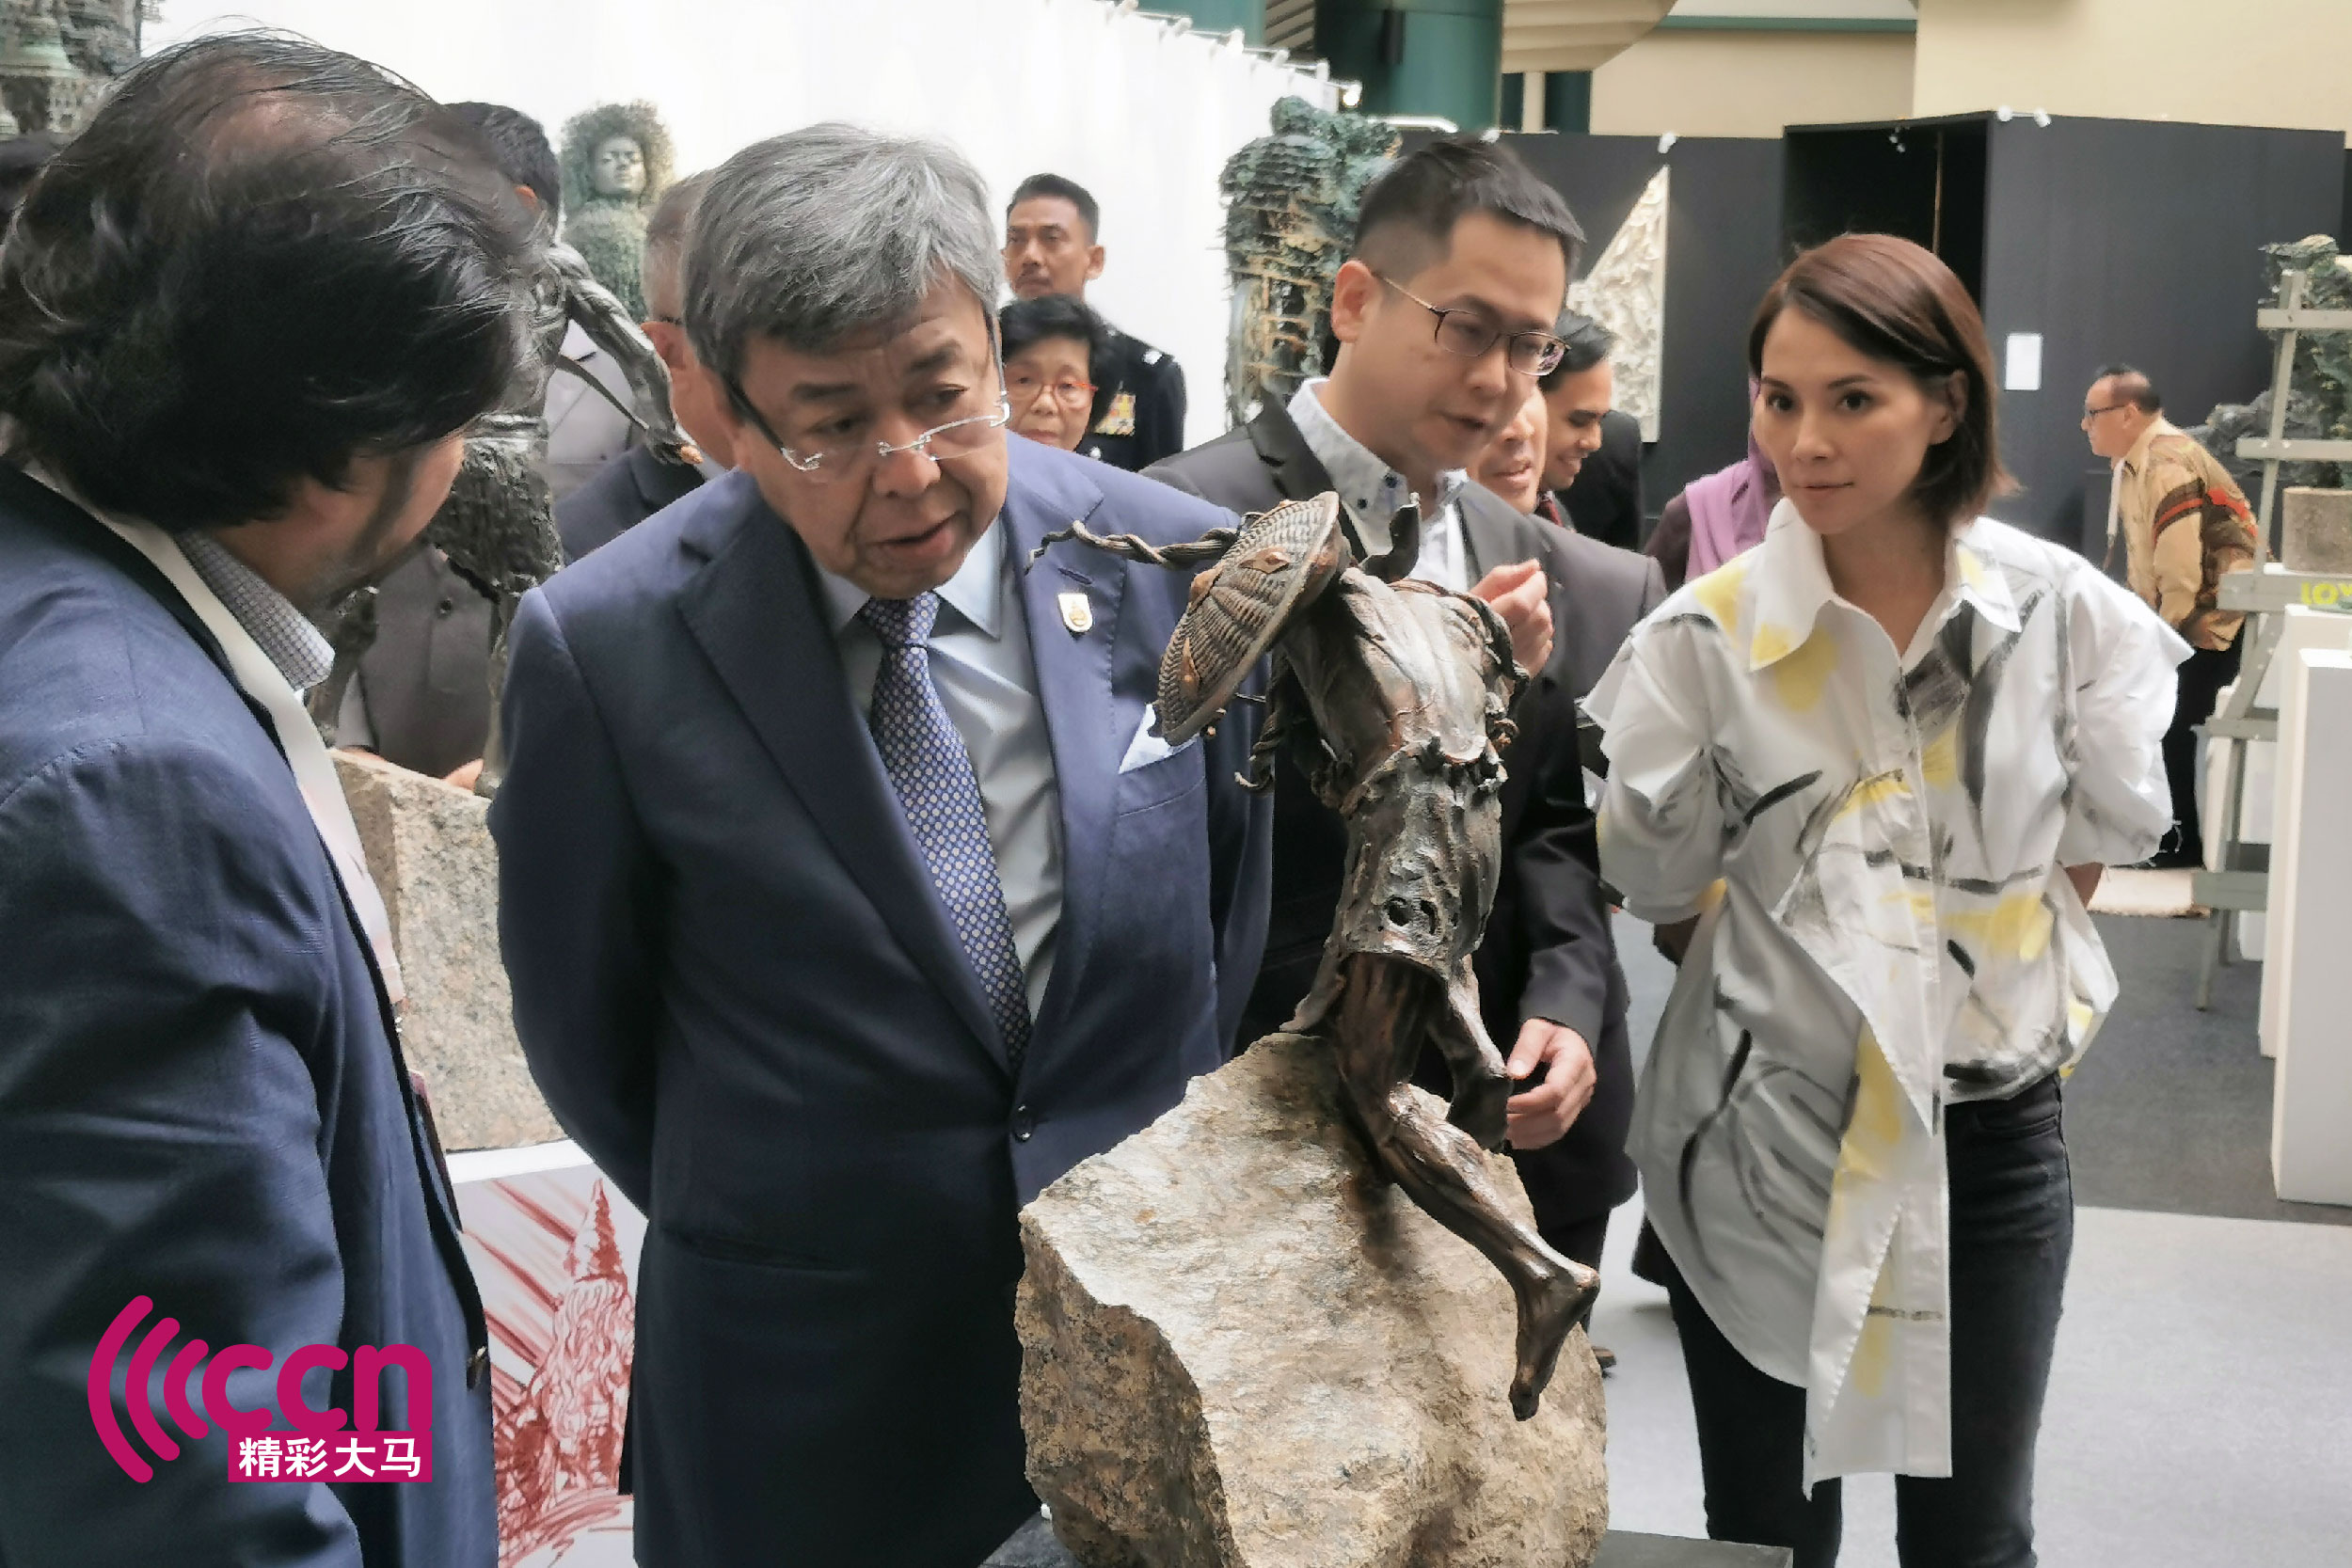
[998,293,1106,456]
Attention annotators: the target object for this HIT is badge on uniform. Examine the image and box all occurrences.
[1057,590,1093,634]
[1092,391,1136,437]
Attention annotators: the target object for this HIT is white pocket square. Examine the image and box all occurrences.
[1119,709,1198,773]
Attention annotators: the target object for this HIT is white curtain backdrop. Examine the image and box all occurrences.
[147,0,1337,449]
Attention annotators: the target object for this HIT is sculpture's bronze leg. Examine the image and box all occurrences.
[1431,957,1511,1150]
[421,433,561,800]
[1331,954,1598,1419]
[474,593,517,799]
[304,582,380,745]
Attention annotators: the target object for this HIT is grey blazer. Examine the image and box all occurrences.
[343,540,494,781]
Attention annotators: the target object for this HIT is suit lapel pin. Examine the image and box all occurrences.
[1057,591,1094,635]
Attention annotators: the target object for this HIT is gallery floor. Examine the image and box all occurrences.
[1594,912,2352,1565]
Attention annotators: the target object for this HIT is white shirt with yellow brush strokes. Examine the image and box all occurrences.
[1585,499,2185,1488]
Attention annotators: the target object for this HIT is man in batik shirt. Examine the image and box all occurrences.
[2086,363,2257,867]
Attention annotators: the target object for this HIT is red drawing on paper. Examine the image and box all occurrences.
[472,1177,637,1566]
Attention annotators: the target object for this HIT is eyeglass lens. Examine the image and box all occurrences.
[1430,313,1564,376]
[787,395,1005,484]
[1009,372,1093,407]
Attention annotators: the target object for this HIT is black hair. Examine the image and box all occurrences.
[0,33,531,534]
[1352,135,1583,282]
[449,101,561,226]
[2094,362,2161,413]
[1008,172,1100,240]
[0,133,63,227]
[1540,309,1614,390]
[999,293,1104,372]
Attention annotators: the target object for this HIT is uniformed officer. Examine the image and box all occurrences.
[1002,172,1187,471]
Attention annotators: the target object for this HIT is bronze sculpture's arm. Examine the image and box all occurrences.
[1238,669,1298,793]
[1028,519,1241,572]
[548,242,692,466]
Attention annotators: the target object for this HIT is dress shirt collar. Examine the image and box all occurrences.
[172,531,336,693]
[1740,499,2018,673]
[1287,378,1468,543]
[817,515,1007,640]
[2116,414,2179,479]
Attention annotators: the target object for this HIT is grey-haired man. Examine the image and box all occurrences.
[490,123,1271,1566]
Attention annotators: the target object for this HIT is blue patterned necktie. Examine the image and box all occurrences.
[858,592,1033,1072]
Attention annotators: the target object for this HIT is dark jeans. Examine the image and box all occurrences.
[1660,1075,2074,1568]
[2165,641,2242,865]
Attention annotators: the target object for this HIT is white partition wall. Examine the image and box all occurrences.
[2270,649,2352,1207]
[148,0,1338,451]
[2255,609,2352,1053]
[2211,604,2352,984]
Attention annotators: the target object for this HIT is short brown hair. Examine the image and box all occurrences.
[1747,233,2010,528]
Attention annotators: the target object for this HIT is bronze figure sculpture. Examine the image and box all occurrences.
[431,234,689,793]
[558,100,675,320]
[1042,493,1597,1419]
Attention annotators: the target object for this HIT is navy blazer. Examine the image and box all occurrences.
[490,437,1271,1568]
[0,467,495,1567]
[555,441,707,564]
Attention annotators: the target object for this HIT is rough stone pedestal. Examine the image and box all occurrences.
[2281,486,2352,573]
[1016,1034,1608,1568]
[335,750,561,1151]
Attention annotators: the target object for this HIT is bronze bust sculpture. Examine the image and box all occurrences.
[559,101,673,320]
[1042,493,1596,1418]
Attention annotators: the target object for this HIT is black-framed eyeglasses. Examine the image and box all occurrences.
[2081,402,2130,424]
[1376,275,1567,377]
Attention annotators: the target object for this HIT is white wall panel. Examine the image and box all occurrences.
[150,0,1337,449]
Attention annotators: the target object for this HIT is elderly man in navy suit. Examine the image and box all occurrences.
[0,37,522,1568]
[491,123,1271,1567]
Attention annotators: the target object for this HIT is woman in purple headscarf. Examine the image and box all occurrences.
[1644,383,1781,593]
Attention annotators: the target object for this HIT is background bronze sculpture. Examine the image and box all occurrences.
[1042,492,1597,1418]
[310,214,691,792]
[1216,97,1397,426]
[0,0,142,136]
[427,233,690,793]
[559,99,674,320]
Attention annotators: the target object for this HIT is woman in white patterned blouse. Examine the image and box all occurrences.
[1587,234,2185,1568]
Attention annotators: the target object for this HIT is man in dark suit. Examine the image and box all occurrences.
[1559,411,1644,546]
[1542,314,1645,549]
[493,127,1270,1568]
[1148,135,1665,1289]
[1002,172,1186,469]
[558,169,731,562]
[555,434,705,562]
[0,37,523,1566]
